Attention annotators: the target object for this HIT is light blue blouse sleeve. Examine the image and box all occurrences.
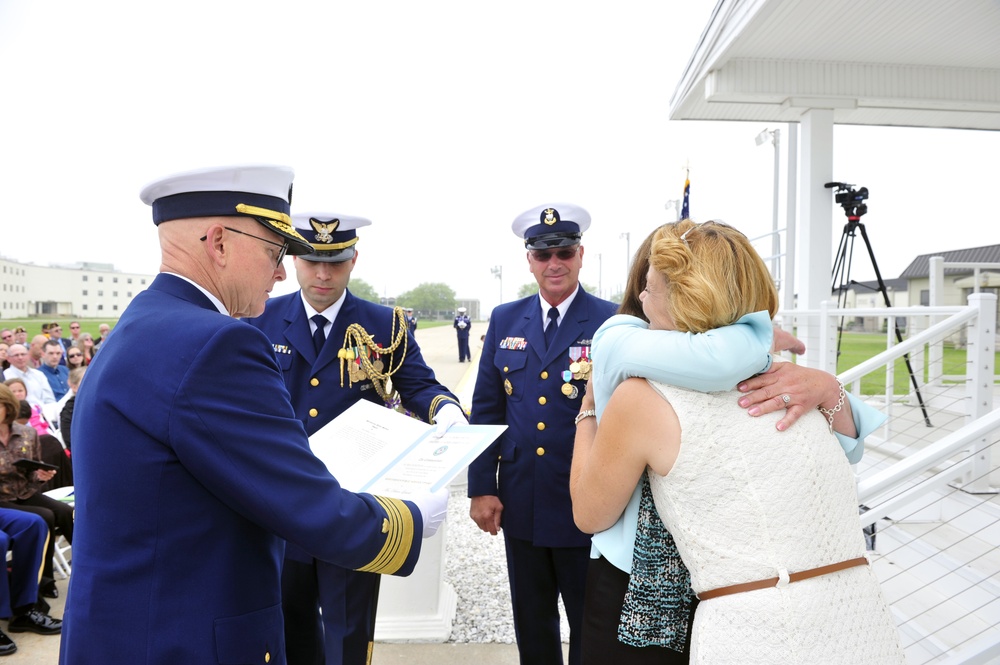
[834,393,887,464]
[591,312,774,419]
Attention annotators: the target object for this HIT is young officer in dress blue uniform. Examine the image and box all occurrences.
[453,306,471,362]
[467,203,618,665]
[245,212,465,665]
[61,166,447,665]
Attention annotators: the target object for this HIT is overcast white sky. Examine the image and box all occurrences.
[1,1,995,314]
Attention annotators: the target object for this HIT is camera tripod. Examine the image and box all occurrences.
[827,182,931,427]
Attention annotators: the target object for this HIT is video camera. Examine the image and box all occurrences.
[824,181,868,219]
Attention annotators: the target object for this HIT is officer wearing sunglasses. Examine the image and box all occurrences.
[467,203,618,665]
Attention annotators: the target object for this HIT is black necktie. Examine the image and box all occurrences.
[544,306,559,350]
[311,314,327,354]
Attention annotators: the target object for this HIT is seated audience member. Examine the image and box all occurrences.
[14,401,72,491]
[39,340,70,402]
[0,385,74,600]
[59,367,86,452]
[0,508,63,654]
[4,380,50,436]
[92,323,111,354]
[0,342,9,372]
[76,333,96,366]
[28,336,47,369]
[65,346,86,372]
[3,345,55,406]
[11,329,27,347]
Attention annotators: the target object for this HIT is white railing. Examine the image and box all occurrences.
[779,293,1000,664]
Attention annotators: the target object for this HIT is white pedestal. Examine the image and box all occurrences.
[374,518,456,642]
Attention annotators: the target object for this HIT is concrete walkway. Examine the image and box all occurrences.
[21,320,545,664]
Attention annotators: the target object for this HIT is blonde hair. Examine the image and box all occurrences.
[648,220,777,334]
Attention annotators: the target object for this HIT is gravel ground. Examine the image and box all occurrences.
[444,486,570,645]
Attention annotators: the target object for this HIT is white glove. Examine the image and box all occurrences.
[411,487,449,538]
[432,403,467,439]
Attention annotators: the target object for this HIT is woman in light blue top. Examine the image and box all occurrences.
[572,222,886,664]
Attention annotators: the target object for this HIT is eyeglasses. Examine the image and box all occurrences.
[68,353,82,359]
[529,247,579,263]
[200,226,288,268]
[70,325,80,330]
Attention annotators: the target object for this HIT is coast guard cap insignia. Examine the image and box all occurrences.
[542,208,559,226]
[310,217,340,244]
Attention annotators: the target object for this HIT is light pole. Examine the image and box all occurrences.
[665,199,681,221]
[755,128,781,282]
[619,231,631,273]
[491,265,502,305]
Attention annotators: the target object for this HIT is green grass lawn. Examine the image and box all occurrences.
[835,331,1000,395]
[1,317,119,340]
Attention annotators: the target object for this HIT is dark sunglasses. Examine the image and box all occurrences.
[530,247,579,263]
[68,353,82,359]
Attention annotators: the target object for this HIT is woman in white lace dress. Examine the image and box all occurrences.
[571,220,905,664]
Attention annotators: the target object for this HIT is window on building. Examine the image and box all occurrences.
[82,304,88,311]
[98,290,103,296]
[113,305,119,311]
[83,290,88,296]
[128,278,133,284]
[98,305,104,311]
[83,275,88,282]
[113,277,119,283]
[98,276,104,282]
[113,291,118,297]
[920,289,929,306]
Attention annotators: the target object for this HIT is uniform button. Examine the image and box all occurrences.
[310,377,320,387]
[536,447,545,456]
[537,422,545,431]
[503,366,509,373]
[538,396,547,405]
[540,371,549,379]
[265,652,271,663]
[309,408,318,417]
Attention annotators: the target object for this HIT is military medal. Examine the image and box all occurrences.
[568,346,582,377]
[561,370,578,398]
[372,357,384,373]
[577,346,592,380]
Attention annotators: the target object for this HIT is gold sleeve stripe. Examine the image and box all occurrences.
[429,395,463,424]
[356,496,414,574]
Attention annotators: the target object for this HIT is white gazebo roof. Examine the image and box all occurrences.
[670,0,1000,131]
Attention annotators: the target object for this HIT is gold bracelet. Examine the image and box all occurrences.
[818,382,846,433]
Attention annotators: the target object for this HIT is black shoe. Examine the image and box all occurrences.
[0,629,15,656]
[34,598,50,614]
[39,581,58,599]
[7,609,62,635]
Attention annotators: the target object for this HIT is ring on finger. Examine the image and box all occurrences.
[781,394,791,404]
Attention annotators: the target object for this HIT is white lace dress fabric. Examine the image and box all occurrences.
[646,381,905,664]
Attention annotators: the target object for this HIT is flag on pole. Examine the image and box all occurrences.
[680,170,690,219]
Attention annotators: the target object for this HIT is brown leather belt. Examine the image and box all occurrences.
[697,556,869,601]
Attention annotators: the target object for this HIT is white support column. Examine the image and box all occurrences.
[783,123,798,315]
[796,108,835,368]
[962,292,997,494]
[375,521,457,642]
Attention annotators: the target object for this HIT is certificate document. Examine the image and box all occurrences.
[308,399,506,496]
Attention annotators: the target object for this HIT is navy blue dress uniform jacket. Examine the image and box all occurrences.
[246,290,457,440]
[468,290,617,547]
[60,274,423,665]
